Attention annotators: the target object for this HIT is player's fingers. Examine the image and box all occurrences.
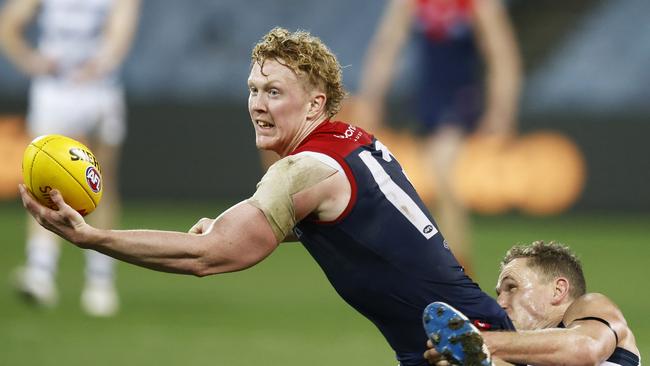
[18,184,30,207]
[188,219,204,234]
[189,217,211,234]
[50,189,72,211]
[18,184,34,206]
[18,186,68,236]
[49,189,86,228]
[19,185,46,217]
[424,354,449,365]
[423,348,447,365]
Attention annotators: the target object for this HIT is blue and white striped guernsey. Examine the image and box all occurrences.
[37,0,117,84]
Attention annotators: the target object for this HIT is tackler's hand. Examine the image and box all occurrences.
[19,184,90,246]
[188,217,216,235]
[424,340,452,366]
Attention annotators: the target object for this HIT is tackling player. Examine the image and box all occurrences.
[21,27,514,366]
[424,241,640,366]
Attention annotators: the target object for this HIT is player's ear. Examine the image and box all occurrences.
[551,277,570,305]
[307,93,326,120]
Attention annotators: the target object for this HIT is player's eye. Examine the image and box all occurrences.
[269,88,279,96]
[249,86,258,95]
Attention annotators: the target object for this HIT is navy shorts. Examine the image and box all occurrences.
[412,33,483,134]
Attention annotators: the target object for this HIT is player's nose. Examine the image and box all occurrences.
[496,294,508,309]
[248,93,266,114]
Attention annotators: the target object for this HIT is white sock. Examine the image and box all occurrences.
[26,232,59,279]
[84,250,115,287]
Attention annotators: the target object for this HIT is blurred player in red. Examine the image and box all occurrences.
[0,0,140,316]
[358,0,522,270]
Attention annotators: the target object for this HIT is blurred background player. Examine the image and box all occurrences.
[357,0,522,271]
[0,0,141,316]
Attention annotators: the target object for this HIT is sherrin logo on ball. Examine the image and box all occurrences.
[22,135,103,216]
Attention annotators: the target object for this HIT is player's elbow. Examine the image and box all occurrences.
[187,231,277,277]
[187,252,230,277]
[174,242,224,277]
[190,257,257,278]
[189,248,265,278]
[190,266,214,278]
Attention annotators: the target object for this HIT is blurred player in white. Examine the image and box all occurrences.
[0,0,140,316]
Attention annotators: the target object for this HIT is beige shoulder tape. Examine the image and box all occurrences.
[247,154,338,241]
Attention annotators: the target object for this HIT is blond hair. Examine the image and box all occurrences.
[251,27,346,118]
[501,241,586,299]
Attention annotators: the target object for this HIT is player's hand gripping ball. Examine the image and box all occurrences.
[22,135,102,216]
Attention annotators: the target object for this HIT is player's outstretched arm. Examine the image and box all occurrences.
[19,184,279,276]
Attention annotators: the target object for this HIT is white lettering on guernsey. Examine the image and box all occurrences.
[358,150,437,239]
[334,125,362,142]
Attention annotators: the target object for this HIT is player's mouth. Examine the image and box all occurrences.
[256,120,275,129]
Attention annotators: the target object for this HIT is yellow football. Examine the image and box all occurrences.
[22,135,103,216]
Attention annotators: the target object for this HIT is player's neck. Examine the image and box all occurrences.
[548,302,573,328]
[280,115,328,157]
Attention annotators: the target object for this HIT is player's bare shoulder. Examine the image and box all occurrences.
[564,293,623,324]
[564,292,639,355]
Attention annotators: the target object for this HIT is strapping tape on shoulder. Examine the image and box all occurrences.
[247,154,337,241]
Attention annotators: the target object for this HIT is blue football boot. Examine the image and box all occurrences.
[422,302,492,366]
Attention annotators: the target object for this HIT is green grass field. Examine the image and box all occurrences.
[1,199,647,365]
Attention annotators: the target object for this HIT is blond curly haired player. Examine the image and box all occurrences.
[20,27,515,365]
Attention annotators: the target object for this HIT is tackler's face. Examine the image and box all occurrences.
[247,59,313,156]
[496,258,557,330]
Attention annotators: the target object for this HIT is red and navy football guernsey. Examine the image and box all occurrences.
[291,121,513,366]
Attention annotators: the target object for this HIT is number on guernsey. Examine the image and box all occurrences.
[358,141,438,239]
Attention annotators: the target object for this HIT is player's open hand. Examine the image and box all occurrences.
[19,184,89,244]
[188,217,215,235]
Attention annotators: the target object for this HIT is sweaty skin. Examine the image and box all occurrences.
[496,258,559,330]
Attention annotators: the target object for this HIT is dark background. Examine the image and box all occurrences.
[1,0,648,210]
